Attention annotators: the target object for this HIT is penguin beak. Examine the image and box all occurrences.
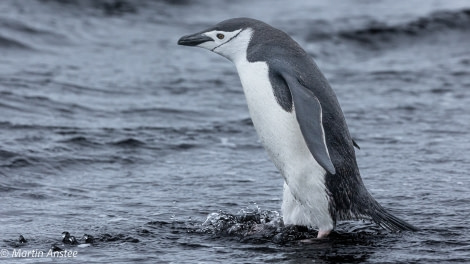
[178,33,213,46]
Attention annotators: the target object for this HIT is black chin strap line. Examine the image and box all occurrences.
[211,29,244,52]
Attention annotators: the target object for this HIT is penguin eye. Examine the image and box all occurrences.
[216,33,225,40]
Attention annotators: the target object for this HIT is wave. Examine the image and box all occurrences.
[38,0,192,16]
[0,17,69,50]
[0,34,33,50]
[111,138,145,147]
[0,17,64,37]
[192,209,387,244]
[336,9,470,47]
[60,136,102,146]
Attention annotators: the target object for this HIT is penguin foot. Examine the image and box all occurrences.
[317,229,331,239]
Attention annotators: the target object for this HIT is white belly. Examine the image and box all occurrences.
[235,60,333,231]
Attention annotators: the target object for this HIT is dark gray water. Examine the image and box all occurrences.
[1,0,470,262]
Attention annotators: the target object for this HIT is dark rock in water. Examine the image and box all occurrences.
[99,233,139,243]
[51,244,63,252]
[82,234,95,244]
[18,235,27,243]
[99,233,116,242]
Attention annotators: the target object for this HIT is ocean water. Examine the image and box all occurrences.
[1,0,470,263]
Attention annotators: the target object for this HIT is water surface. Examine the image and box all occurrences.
[1,0,469,263]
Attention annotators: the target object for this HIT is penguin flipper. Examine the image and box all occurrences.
[286,76,336,175]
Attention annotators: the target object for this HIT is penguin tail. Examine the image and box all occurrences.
[369,206,419,232]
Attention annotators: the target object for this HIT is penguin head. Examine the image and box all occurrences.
[62,231,70,239]
[178,18,260,62]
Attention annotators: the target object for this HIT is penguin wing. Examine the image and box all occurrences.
[285,75,336,175]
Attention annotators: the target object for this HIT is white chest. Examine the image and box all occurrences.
[235,61,311,173]
[234,60,332,231]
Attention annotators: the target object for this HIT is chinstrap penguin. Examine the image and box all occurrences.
[62,231,79,245]
[178,18,417,238]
